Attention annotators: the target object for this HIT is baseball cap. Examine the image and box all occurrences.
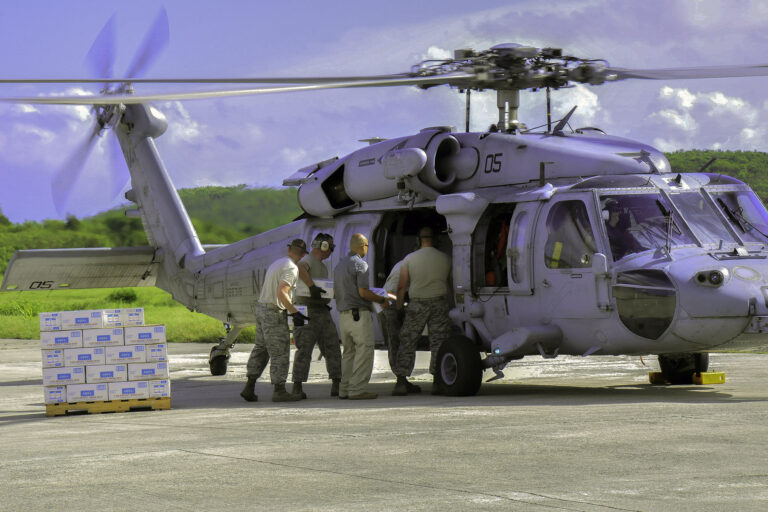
[287,239,308,253]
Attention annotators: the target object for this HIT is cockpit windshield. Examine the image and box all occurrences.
[710,189,768,244]
[667,192,738,247]
[600,193,695,261]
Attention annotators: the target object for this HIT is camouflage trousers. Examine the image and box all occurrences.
[246,303,290,385]
[378,307,402,373]
[291,305,342,382]
[394,297,452,377]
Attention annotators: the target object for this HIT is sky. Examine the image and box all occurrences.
[1,0,768,222]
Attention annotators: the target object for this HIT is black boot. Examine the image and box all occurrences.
[330,379,340,397]
[392,376,408,396]
[292,382,307,399]
[404,377,421,394]
[431,376,445,396]
[240,377,258,402]
[272,383,302,402]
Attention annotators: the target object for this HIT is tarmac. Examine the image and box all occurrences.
[1,338,768,511]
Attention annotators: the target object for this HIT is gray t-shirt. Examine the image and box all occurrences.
[333,252,372,312]
[295,252,330,306]
[402,247,451,299]
[258,256,299,309]
[383,260,405,295]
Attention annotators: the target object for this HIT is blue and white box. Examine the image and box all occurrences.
[108,381,149,400]
[43,366,85,386]
[121,308,144,326]
[148,379,171,398]
[105,344,146,364]
[41,349,65,368]
[85,364,128,384]
[127,362,169,381]
[124,325,165,345]
[40,330,82,349]
[145,343,168,363]
[67,383,109,402]
[61,310,104,330]
[43,385,67,404]
[63,347,106,367]
[83,328,124,348]
[39,312,62,332]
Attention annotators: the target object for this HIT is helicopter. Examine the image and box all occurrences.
[4,11,768,395]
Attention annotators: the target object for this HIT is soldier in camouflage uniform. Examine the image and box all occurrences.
[394,226,454,396]
[241,239,309,403]
[291,233,342,398]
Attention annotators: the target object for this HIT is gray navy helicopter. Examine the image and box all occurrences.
[5,10,768,394]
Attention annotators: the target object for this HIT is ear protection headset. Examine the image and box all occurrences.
[311,233,333,251]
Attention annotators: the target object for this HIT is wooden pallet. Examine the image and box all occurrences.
[45,397,171,417]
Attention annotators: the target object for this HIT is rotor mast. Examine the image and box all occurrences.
[497,89,520,132]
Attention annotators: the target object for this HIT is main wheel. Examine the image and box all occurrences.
[658,353,708,384]
[436,336,483,396]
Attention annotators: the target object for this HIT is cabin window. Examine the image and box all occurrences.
[544,200,597,269]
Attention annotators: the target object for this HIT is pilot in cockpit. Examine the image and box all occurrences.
[603,199,642,261]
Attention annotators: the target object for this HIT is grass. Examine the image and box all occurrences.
[0,287,255,343]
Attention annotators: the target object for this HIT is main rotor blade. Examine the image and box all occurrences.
[85,14,116,82]
[0,73,475,105]
[0,73,414,84]
[51,121,102,215]
[124,7,169,79]
[608,63,768,81]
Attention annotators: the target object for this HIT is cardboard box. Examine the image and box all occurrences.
[105,344,146,364]
[147,379,171,398]
[108,381,149,400]
[60,310,104,330]
[42,366,85,386]
[85,364,128,384]
[43,385,67,404]
[145,343,168,363]
[287,305,309,329]
[103,308,145,327]
[41,349,65,368]
[296,278,335,299]
[369,287,395,314]
[63,347,106,367]
[124,325,166,345]
[82,328,124,348]
[40,330,82,349]
[39,312,62,332]
[67,383,109,402]
[127,362,169,381]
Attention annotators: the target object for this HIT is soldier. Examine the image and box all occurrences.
[394,226,453,396]
[240,239,309,403]
[291,233,342,398]
[378,258,407,376]
[333,233,389,400]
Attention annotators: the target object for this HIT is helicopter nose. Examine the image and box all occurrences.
[668,262,765,348]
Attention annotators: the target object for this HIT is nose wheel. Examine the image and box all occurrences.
[658,352,709,384]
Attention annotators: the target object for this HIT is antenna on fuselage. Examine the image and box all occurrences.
[552,105,577,135]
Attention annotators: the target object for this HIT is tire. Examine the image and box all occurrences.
[209,354,229,376]
[658,353,708,384]
[436,336,483,396]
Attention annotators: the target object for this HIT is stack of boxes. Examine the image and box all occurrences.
[40,308,171,409]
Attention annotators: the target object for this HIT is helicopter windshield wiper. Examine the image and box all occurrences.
[716,198,768,241]
[655,199,680,254]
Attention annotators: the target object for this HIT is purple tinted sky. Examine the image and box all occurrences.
[1,0,768,222]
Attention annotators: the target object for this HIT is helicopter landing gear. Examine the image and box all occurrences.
[209,324,243,376]
[436,335,483,396]
[658,352,709,384]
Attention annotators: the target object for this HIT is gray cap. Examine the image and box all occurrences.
[287,239,308,253]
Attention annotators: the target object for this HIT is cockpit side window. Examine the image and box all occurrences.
[544,200,597,269]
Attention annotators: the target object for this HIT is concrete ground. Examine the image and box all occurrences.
[1,339,767,511]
